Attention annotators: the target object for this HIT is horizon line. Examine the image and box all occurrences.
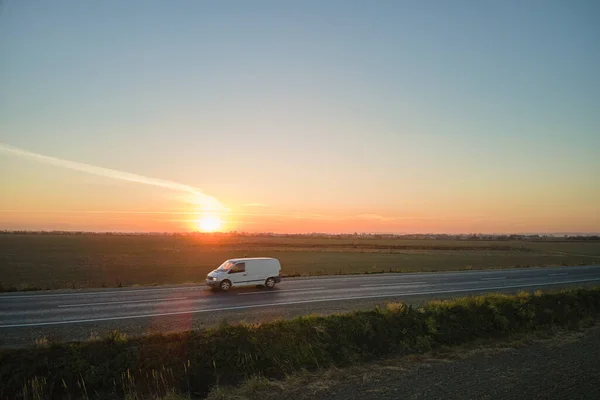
[1,229,599,237]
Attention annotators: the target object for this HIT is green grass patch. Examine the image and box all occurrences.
[1,287,600,399]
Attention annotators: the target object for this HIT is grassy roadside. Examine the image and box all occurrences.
[2,260,598,293]
[205,325,599,400]
[2,287,600,399]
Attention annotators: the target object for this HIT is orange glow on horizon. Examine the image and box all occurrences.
[196,214,223,232]
[0,204,598,234]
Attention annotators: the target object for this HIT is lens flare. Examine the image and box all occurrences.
[197,215,222,232]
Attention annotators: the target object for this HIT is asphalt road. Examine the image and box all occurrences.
[1,265,599,347]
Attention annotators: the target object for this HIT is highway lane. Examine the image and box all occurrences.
[1,264,599,346]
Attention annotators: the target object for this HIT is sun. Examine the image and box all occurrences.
[197,214,222,232]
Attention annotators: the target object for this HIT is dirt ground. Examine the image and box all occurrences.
[214,325,600,400]
[296,328,600,400]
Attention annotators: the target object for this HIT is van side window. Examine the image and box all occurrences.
[230,262,245,273]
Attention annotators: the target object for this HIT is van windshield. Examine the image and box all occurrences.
[217,261,235,271]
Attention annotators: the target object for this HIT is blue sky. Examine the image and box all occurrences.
[0,1,599,232]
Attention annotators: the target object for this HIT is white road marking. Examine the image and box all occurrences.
[361,282,427,287]
[2,277,599,328]
[58,297,188,308]
[359,284,430,290]
[287,265,595,282]
[549,273,568,277]
[0,286,200,299]
[238,287,325,295]
[481,277,506,281]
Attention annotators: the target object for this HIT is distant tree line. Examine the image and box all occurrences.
[0,230,598,241]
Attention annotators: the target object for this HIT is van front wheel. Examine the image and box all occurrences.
[265,277,276,289]
[220,280,231,291]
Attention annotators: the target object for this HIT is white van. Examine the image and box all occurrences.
[206,257,282,291]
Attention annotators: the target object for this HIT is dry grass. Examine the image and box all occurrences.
[33,337,50,349]
[205,324,598,400]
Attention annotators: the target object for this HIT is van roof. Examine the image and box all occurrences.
[228,257,278,262]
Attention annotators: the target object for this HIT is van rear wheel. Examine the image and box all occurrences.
[220,280,231,291]
[265,277,276,289]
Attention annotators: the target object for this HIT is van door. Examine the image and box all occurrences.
[227,262,248,287]
[245,260,264,285]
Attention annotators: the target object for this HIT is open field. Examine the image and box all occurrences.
[1,234,600,290]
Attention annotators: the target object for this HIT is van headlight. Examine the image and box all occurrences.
[207,276,216,281]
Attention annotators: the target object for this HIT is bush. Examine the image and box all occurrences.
[1,287,599,399]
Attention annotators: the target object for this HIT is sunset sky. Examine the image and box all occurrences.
[1,1,599,234]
